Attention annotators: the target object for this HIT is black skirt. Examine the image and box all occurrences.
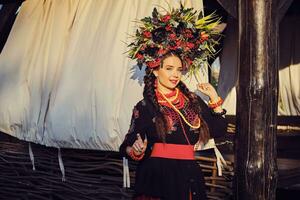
[134,157,207,200]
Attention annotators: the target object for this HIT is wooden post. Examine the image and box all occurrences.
[235,0,278,199]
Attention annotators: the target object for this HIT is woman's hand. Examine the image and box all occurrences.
[197,83,223,112]
[127,133,147,156]
[197,83,219,101]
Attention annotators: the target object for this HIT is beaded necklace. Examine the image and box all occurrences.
[157,88,179,103]
[156,88,185,109]
[157,89,201,129]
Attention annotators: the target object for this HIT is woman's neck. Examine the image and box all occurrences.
[156,83,176,95]
[158,88,175,95]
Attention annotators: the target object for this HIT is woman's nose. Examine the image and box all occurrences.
[173,70,180,77]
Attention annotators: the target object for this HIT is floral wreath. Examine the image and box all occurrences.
[127,4,222,75]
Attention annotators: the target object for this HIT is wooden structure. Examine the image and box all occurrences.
[214,0,294,199]
[224,116,300,199]
[236,0,279,199]
[1,125,299,199]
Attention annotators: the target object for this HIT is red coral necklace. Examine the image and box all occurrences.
[156,88,201,129]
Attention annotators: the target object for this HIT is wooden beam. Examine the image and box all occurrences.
[235,0,279,199]
[215,0,293,20]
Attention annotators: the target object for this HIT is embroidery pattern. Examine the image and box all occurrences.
[161,103,200,133]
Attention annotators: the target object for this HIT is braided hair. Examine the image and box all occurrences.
[143,67,168,141]
[177,82,210,144]
[143,53,210,144]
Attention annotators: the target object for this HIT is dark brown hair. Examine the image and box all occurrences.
[143,53,210,143]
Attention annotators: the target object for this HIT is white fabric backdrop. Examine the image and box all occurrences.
[0,0,204,150]
[278,15,300,115]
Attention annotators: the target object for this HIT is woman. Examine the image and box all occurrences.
[120,6,227,200]
[119,52,227,200]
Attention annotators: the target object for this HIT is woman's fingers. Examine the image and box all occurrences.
[197,84,207,92]
[132,143,140,153]
[137,133,143,142]
[133,133,147,154]
[136,134,144,150]
[143,137,148,146]
[197,83,219,99]
[198,83,210,90]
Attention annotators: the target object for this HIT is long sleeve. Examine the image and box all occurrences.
[119,101,152,159]
[197,96,228,138]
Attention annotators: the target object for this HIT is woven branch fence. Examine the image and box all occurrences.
[0,133,234,200]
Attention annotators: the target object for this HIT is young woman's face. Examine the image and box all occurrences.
[153,55,183,93]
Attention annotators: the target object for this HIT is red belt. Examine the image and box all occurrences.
[150,143,195,160]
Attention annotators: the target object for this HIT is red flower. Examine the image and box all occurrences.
[169,46,177,50]
[135,53,144,60]
[146,58,161,68]
[196,40,202,45]
[165,24,172,31]
[176,40,182,46]
[170,45,179,50]
[143,31,152,38]
[200,31,209,41]
[157,48,167,56]
[161,14,171,22]
[169,33,176,40]
[186,42,195,49]
[169,40,182,50]
[184,29,193,38]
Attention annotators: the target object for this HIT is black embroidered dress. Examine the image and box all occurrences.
[119,96,227,200]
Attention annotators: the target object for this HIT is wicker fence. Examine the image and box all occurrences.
[0,133,233,200]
